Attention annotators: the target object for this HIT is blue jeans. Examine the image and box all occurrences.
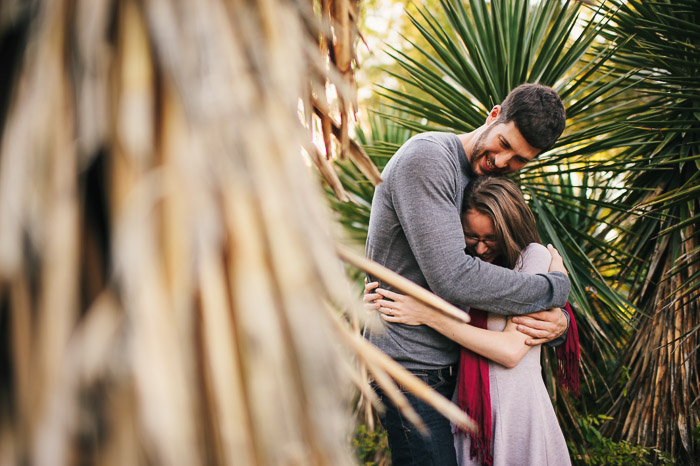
[373,366,458,466]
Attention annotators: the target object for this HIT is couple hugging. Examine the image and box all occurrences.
[363,84,576,466]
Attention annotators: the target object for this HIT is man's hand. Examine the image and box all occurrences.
[511,307,567,346]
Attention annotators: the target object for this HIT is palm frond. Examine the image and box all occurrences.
[583,0,700,460]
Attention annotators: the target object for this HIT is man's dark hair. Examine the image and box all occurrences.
[497,83,566,152]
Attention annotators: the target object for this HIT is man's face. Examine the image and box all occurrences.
[469,120,540,176]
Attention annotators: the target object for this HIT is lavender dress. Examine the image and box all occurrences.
[454,243,571,466]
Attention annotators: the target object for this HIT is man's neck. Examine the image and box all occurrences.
[458,131,477,163]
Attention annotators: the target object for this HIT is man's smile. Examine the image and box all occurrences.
[480,153,500,174]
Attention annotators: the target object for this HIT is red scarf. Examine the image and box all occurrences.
[457,303,581,466]
[457,308,493,466]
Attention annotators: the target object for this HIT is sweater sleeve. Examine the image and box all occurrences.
[391,145,570,315]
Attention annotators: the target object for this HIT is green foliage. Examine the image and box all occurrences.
[357,0,449,111]
[351,424,390,466]
[591,1,700,456]
[568,415,674,466]
[617,365,630,397]
[378,0,621,132]
[592,0,700,306]
[325,109,413,246]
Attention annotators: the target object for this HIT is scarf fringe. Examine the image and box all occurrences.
[555,302,581,397]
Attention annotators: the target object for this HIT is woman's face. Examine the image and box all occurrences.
[462,208,500,263]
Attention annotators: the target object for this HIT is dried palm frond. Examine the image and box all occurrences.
[308,0,381,181]
[336,245,469,325]
[0,1,469,464]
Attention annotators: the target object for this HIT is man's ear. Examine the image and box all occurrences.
[485,105,501,125]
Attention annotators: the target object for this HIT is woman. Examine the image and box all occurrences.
[365,177,572,466]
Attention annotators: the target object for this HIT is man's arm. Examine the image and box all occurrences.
[392,145,569,315]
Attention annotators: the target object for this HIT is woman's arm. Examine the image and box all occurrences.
[364,244,552,368]
[371,286,529,368]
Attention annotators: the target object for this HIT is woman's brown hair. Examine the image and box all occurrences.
[462,177,540,269]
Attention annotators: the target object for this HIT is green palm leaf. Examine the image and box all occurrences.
[575,0,700,461]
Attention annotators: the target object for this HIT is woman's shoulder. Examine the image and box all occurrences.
[515,243,550,273]
[523,242,549,257]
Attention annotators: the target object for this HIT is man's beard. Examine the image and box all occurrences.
[469,124,495,175]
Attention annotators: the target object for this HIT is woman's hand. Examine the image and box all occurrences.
[373,288,438,326]
[364,282,441,326]
[363,280,382,311]
[547,244,568,276]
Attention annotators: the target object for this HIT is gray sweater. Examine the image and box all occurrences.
[364,132,570,369]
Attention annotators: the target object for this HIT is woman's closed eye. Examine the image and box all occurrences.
[464,234,498,248]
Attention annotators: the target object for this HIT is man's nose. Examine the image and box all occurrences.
[494,153,511,169]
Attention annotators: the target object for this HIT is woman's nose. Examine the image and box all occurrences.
[476,242,489,255]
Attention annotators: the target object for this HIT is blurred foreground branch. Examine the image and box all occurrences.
[0,1,465,465]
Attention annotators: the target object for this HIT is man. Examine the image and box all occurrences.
[364,84,569,466]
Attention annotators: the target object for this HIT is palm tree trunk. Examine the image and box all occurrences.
[606,222,700,462]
